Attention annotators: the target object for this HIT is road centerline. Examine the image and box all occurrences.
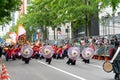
[79,61,102,69]
[38,61,87,80]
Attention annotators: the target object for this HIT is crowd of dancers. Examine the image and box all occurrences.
[0,37,120,80]
[0,40,94,65]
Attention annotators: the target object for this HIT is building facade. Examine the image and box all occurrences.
[99,5,120,36]
[1,1,120,40]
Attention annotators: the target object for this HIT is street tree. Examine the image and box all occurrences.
[0,0,22,24]
[18,0,120,40]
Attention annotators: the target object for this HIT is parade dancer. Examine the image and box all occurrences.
[113,54,120,80]
[56,46,63,59]
[62,43,70,59]
[112,46,120,80]
[82,47,94,64]
[52,45,58,59]
[66,47,80,65]
[5,45,16,61]
[103,41,120,80]
[21,44,33,64]
[32,45,40,59]
[15,45,22,59]
[41,45,54,64]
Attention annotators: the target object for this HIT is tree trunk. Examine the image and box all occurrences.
[41,26,47,41]
[53,28,55,40]
[87,15,92,36]
[88,20,92,36]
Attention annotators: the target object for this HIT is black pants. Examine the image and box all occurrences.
[46,58,52,64]
[0,53,2,58]
[66,58,76,65]
[56,54,62,59]
[52,54,56,59]
[83,59,90,63]
[62,49,68,58]
[114,73,120,80]
[22,57,30,64]
[113,60,120,80]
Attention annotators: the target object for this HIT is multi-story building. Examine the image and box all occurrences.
[48,23,72,40]
[99,5,120,36]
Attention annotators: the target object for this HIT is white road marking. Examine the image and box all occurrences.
[79,61,102,69]
[38,61,87,80]
[88,64,102,69]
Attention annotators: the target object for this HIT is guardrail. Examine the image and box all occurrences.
[79,44,115,61]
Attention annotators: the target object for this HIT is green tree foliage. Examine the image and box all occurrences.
[9,25,18,33]
[0,0,22,24]
[19,0,120,38]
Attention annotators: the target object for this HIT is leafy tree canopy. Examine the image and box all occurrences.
[0,0,22,24]
[19,0,120,31]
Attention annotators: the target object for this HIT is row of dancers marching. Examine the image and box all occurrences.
[1,42,120,80]
[0,42,94,65]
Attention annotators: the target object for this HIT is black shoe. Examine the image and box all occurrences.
[48,59,51,64]
[66,61,70,65]
[86,60,90,63]
[114,74,120,80]
[46,58,49,62]
[48,61,51,64]
[71,60,76,65]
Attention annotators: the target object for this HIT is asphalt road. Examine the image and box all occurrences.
[2,58,114,80]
